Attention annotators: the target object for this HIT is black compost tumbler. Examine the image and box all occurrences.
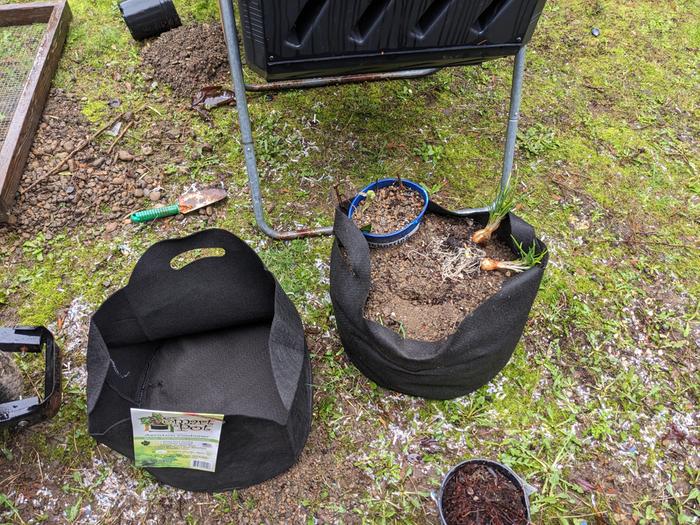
[120,0,181,41]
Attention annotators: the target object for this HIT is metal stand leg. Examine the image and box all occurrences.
[456,46,527,215]
[221,0,527,238]
[220,0,333,240]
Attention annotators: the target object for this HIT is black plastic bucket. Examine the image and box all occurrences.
[119,0,181,41]
[433,459,536,524]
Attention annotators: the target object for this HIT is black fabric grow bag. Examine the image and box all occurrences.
[237,0,548,80]
[330,202,548,400]
[87,229,312,492]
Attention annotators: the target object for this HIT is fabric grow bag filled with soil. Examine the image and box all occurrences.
[330,202,548,400]
[87,229,311,492]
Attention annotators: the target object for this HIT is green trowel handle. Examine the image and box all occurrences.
[130,203,180,223]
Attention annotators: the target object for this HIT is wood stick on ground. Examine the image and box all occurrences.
[106,120,133,155]
[20,105,144,195]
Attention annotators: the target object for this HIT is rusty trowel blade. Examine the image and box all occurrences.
[178,188,227,214]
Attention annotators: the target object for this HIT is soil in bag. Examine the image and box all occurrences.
[364,214,515,341]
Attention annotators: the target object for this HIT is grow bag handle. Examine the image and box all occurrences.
[130,228,248,278]
[125,228,275,342]
[331,208,371,282]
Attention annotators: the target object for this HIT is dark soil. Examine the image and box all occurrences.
[364,214,514,341]
[141,23,230,99]
[352,183,425,235]
[442,463,528,525]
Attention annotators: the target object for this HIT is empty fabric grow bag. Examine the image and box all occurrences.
[330,202,548,400]
[87,229,311,492]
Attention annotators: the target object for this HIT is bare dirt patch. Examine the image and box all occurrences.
[141,23,230,99]
[0,88,222,248]
[364,214,514,341]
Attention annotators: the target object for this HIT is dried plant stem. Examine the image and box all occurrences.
[107,120,133,154]
[21,105,144,195]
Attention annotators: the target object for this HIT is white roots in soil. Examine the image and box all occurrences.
[431,240,486,281]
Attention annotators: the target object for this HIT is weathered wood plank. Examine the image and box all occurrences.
[0,0,71,221]
[0,2,55,26]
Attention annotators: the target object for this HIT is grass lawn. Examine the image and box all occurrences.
[0,0,698,523]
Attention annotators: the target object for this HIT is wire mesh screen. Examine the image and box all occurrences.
[0,23,46,147]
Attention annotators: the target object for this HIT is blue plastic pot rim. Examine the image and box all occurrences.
[347,178,429,245]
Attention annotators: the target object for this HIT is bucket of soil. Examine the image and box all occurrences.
[348,179,429,247]
[330,201,548,400]
[435,459,535,525]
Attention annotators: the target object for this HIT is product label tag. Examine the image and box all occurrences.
[130,408,224,472]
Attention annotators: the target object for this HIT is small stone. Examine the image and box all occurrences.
[62,140,75,152]
[113,176,125,185]
[118,150,134,161]
[134,189,144,198]
[91,157,106,168]
[592,27,601,37]
[141,145,153,156]
[65,185,75,194]
[105,222,118,233]
[149,191,162,202]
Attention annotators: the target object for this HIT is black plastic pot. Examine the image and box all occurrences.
[119,0,181,41]
[434,459,535,525]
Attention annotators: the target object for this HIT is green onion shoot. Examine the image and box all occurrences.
[472,185,515,245]
[480,236,547,273]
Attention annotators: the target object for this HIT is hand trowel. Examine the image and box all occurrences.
[131,188,227,223]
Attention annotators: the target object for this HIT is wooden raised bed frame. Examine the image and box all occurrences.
[0,0,71,222]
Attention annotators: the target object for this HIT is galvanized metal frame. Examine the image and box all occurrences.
[219,0,527,240]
